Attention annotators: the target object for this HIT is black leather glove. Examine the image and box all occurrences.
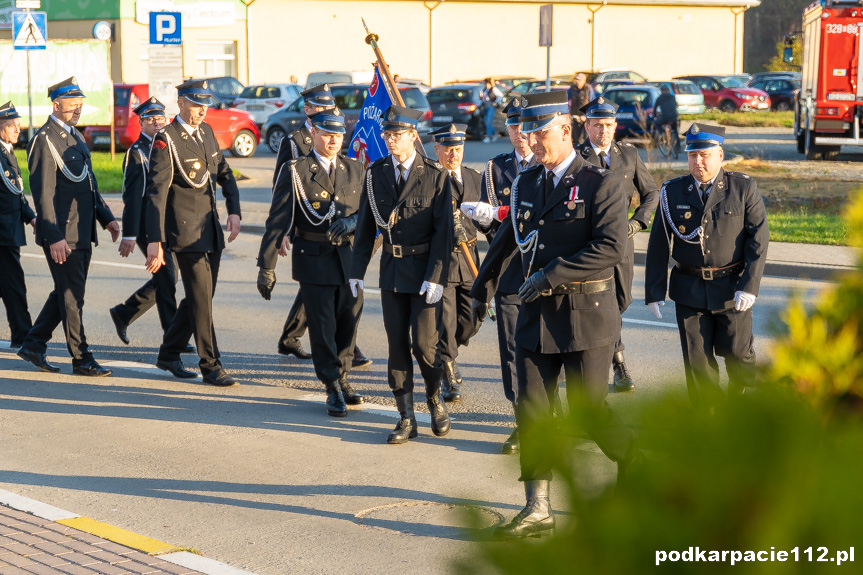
[327,214,358,244]
[627,219,643,238]
[257,268,276,300]
[470,298,489,336]
[517,270,551,303]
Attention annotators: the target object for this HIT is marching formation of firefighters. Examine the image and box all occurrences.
[2,70,768,539]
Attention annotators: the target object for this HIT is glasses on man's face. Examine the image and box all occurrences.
[144,117,166,125]
[381,131,407,141]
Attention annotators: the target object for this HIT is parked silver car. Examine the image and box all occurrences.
[651,80,706,115]
[233,83,302,125]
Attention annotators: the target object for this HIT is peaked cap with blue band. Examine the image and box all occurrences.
[580,96,618,120]
[381,105,422,131]
[133,97,166,118]
[301,84,335,108]
[0,101,20,121]
[48,77,85,100]
[519,91,569,133]
[176,79,213,105]
[503,97,524,126]
[684,122,725,152]
[430,123,467,146]
[310,107,346,134]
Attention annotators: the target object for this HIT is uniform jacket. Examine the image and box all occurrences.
[27,117,115,249]
[257,152,363,285]
[448,166,482,285]
[146,119,241,253]
[576,139,658,228]
[471,156,627,353]
[351,155,453,293]
[0,143,36,247]
[121,134,152,242]
[267,125,314,246]
[644,169,769,311]
[480,151,536,294]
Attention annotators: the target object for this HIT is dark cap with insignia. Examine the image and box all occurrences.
[301,84,335,108]
[176,79,213,105]
[503,97,524,126]
[381,105,422,131]
[133,97,166,118]
[430,123,467,146]
[580,96,618,120]
[519,91,569,133]
[310,107,346,134]
[48,77,85,100]
[0,101,20,121]
[684,123,725,152]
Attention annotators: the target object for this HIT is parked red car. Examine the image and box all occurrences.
[83,84,260,157]
[673,75,770,113]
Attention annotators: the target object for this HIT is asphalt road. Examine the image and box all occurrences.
[0,218,832,575]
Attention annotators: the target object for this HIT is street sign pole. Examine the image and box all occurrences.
[26,50,33,141]
[13,2,46,140]
[539,4,552,92]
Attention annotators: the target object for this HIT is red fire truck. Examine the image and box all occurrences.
[795,0,863,160]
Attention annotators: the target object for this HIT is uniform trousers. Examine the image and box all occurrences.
[112,240,178,332]
[158,250,221,373]
[278,289,307,347]
[23,248,92,361]
[380,289,442,397]
[613,236,636,354]
[438,281,474,363]
[493,292,520,403]
[516,344,634,481]
[675,302,756,406]
[0,246,32,345]
[302,281,363,384]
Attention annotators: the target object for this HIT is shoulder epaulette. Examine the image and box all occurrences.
[521,163,543,175]
[492,151,510,161]
[663,174,689,186]
[370,156,388,168]
[725,171,751,180]
[619,141,634,148]
[423,156,445,171]
[463,165,480,175]
[584,164,607,175]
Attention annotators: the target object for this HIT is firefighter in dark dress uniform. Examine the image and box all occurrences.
[257,109,366,417]
[461,97,535,454]
[264,84,371,367]
[18,78,120,376]
[350,105,453,444]
[0,101,36,349]
[108,98,192,353]
[145,79,242,387]
[576,96,659,392]
[645,124,769,407]
[430,123,482,403]
[470,91,639,539]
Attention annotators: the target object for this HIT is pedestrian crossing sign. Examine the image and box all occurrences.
[12,11,47,50]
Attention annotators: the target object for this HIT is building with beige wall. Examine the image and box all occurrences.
[2,0,759,86]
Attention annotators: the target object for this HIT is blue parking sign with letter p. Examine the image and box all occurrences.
[149,11,181,45]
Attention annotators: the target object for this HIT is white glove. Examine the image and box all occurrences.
[420,281,444,304]
[734,291,756,312]
[460,201,495,226]
[647,301,665,319]
[349,279,364,298]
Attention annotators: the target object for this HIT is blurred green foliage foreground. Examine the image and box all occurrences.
[461,196,863,574]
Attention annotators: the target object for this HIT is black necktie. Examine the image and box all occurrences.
[700,182,711,202]
[519,159,528,172]
[328,162,336,186]
[193,129,204,150]
[544,170,555,200]
[599,150,609,169]
[397,163,406,192]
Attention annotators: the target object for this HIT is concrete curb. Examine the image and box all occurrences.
[0,489,258,575]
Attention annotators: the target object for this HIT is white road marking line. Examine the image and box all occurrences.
[159,551,259,575]
[21,252,147,271]
[298,393,436,424]
[623,318,677,329]
[100,360,202,380]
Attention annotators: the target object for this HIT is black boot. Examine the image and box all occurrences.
[339,374,365,405]
[503,401,519,454]
[387,393,417,444]
[441,360,461,403]
[351,347,372,369]
[611,351,636,392]
[324,380,347,417]
[494,480,555,540]
[427,390,451,437]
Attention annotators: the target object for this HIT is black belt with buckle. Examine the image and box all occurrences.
[676,261,744,281]
[551,276,614,295]
[383,242,430,258]
[295,228,353,244]
[453,237,477,252]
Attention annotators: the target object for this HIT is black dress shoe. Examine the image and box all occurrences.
[427,392,451,437]
[17,348,60,373]
[109,307,130,345]
[325,381,347,416]
[351,347,372,368]
[278,340,311,360]
[338,377,365,405]
[611,351,636,393]
[502,427,520,455]
[9,341,23,350]
[203,370,238,387]
[182,344,196,354]
[156,359,198,379]
[72,359,113,377]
